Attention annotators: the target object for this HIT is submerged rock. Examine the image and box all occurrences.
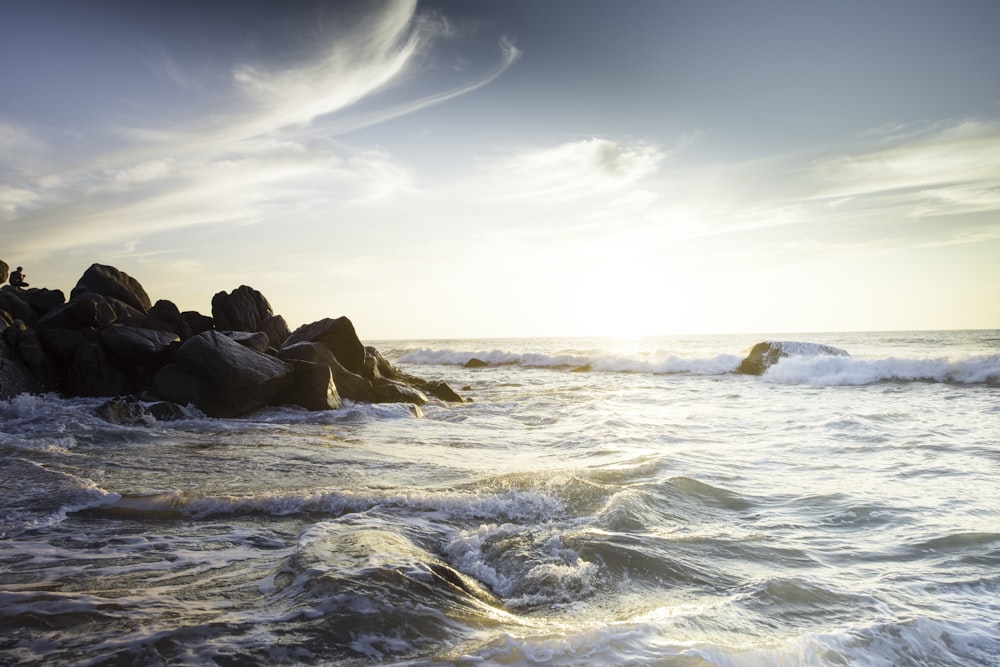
[737,340,849,375]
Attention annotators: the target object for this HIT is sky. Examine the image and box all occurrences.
[1,0,999,339]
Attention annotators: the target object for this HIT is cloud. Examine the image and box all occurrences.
[810,119,1000,215]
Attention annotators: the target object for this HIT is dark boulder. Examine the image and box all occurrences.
[35,326,96,363]
[737,341,850,375]
[464,358,489,368]
[279,359,343,411]
[211,285,273,333]
[143,300,193,340]
[222,330,271,353]
[39,293,117,329]
[0,289,38,325]
[151,330,294,417]
[26,288,65,316]
[182,311,214,336]
[277,341,373,402]
[259,314,291,348]
[99,325,180,367]
[284,316,366,375]
[0,260,7,285]
[67,343,134,397]
[0,357,38,399]
[96,396,187,425]
[372,380,428,406]
[106,297,146,327]
[73,264,152,314]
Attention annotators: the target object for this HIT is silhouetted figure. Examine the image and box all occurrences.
[9,266,28,289]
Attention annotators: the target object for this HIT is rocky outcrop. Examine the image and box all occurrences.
[0,261,463,418]
[737,341,850,375]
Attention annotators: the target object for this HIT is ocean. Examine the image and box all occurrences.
[1,330,998,666]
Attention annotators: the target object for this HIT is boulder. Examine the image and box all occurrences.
[182,311,214,336]
[99,325,180,367]
[26,288,65,316]
[464,358,489,368]
[222,330,271,353]
[211,285,273,333]
[106,297,146,327]
[737,341,850,375]
[152,330,294,417]
[259,314,291,348]
[0,357,38,399]
[0,289,38,325]
[277,341,374,402]
[73,264,152,314]
[40,293,117,329]
[67,343,134,397]
[0,260,8,285]
[372,379,428,406]
[279,359,343,411]
[35,326,96,363]
[95,396,187,425]
[143,300,194,340]
[284,316,366,375]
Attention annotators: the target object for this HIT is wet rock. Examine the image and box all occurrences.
[737,340,850,375]
[67,343,133,397]
[278,341,374,403]
[464,358,489,368]
[279,359,343,411]
[284,316,366,375]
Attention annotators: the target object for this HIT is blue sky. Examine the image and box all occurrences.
[2,0,998,338]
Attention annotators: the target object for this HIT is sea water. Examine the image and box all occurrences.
[1,330,998,666]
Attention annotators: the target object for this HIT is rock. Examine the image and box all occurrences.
[26,288,65,316]
[277,341,374,402]
[284,316,366,375]
[366,346,400,380]
[95,396,187,425]
[152,330,294,417]
[41,293,117,329]
[67,343,134,397]
[0,289,39,325]
[96,397,156,426]
[464,358,489,368]
[279,359,343,411]
[73,264,152,314]
[35,326,96,363]
[372,379,428,406]
[0,260,8,285]
[106,297,146,327]
[211,285,273,333]
[737,341,850,375]
[259,314,291,348]
[182,311,214,336]
[0,357,38,399]
[222,330,271,353]
[143,300,193,340]
[99,325,180,367]
[415,379,464,403]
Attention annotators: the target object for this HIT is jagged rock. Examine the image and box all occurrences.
[279,359,343,411]
[284,316,366,375]
[143,300,193,340]
[73,264,152,314]
[737,341,850,375]
[464,358,489,368]
[211,285,273,333]
[99,325,180,367]
[67,343,134,397]
[277,341,374,402]
[151,330,293,417]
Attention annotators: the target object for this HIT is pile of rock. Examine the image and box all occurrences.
[0,261,463,418]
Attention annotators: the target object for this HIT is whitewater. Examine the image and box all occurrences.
[1,329,998,666]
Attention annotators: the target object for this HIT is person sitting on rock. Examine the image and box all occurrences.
[9,266,28,289]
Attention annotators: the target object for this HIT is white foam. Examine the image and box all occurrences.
[764,354,1000,386]
[398,347,742,375]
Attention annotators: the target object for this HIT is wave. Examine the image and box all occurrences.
[398,347,743,375]
[763,354,1000,386]
[399,346,1000,385]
